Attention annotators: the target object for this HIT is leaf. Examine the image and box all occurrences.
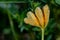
[55,0,60,5]
[45,18,56,35]
[20,26,25,32]
[41,0,47,3]
[32,27,40,31]
[46,34,52,40]
[20,26,29,32]
[33,2,40,8]
[3,28,11,34]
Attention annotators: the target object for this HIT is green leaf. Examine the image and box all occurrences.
[33,2,40,8]
[46,34,52,40]
[20,26,29,32]
[45,18,56,35]
[55,0,60,5]
[3,28,11,34]
[32,27,40,31]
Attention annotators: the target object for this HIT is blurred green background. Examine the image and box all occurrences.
[0,0,60,40]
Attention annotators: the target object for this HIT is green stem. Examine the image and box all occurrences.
[41,29,44,40]
[8,11,18,40]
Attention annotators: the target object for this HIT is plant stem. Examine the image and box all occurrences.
[8,11,18,40]
[41,29,44,40]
